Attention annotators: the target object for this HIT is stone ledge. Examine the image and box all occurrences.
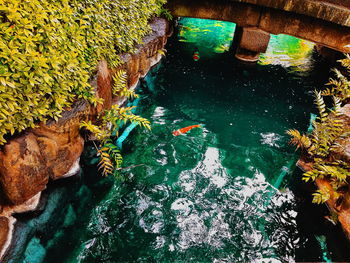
[167,0,350,53]
[232,0,350,27]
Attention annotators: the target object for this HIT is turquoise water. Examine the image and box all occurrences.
[177,18,314,71]
[34,19,350,262]
[178,18,236,54]
[71,58,313,261]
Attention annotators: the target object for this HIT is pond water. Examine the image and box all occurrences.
[38,19,350,263]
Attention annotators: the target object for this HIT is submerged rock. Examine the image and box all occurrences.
[23,237,46,263]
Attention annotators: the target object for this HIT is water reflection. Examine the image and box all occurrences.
[178,18,236,56]
[178,17,314,71]
[259,34,314,71]
[172,146,298,262]
[76,139,299,262]
[49,18,337,263]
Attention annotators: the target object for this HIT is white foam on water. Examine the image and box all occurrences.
[151,106,167,124]
[260,132,283,148]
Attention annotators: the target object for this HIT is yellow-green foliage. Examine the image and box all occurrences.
[287,58,350,205]
[80,105,151,141]
[80,104,151,177]
[322,55,350,102]
[288,91,350,204]
[286,129,311,150]
[287,92,344,157]
[97,146,114,176]
[312,189,330,205]
[0,0,165,144]
[112,70,139,99]
[81,69,151,177]
[80,68,151,176]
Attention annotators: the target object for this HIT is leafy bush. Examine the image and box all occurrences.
[0,0,165,144]
[287,56,350,205]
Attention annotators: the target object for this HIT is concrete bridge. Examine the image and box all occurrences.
[166,0,350,61]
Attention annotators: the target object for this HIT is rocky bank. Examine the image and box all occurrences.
[0,18,172,261]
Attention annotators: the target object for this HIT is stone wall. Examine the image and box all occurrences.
[167,0,350,54]
[0,18,171,261]
[232,0,350,26]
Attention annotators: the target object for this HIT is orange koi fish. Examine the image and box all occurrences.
[172,124,201,136]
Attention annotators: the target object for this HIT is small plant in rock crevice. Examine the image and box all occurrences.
[80,70,151,177]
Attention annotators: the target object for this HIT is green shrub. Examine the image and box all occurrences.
[0,0,165,144]
[287,56,350,205]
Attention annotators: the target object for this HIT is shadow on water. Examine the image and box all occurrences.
[290,169,350,262]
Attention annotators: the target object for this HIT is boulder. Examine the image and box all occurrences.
[315,179,350,240]
[31,106,87,181]
[0,133,48,205]
[96,60,113,114]
[0,101,88,205]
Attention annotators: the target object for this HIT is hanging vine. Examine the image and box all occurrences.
[80,70,151,177]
